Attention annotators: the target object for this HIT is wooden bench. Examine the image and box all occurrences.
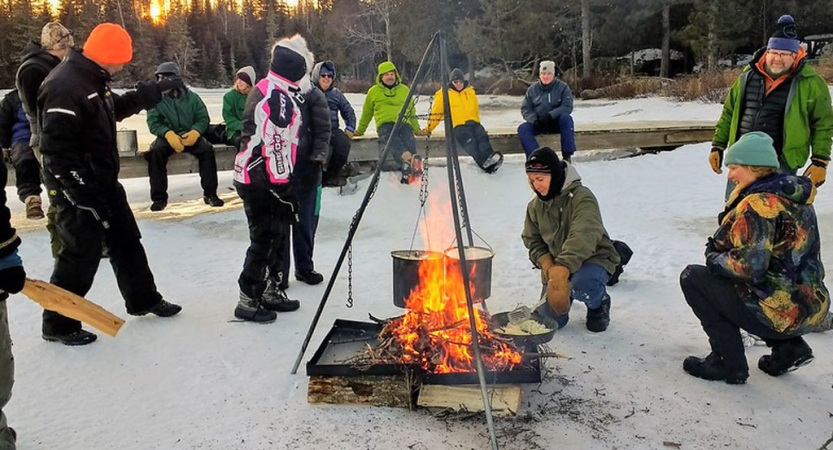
[5,121,714,182]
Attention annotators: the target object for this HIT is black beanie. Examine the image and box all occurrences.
[449,68,467,90]
[271,45,307,82]
[526,147,566,200]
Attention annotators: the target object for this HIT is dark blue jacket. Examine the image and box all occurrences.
[311,61,356,133]
[0,90,31,148]
[521,79,574,124]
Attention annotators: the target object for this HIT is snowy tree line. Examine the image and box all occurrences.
[0,0,830,89]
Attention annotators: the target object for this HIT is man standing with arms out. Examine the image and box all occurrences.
[312,60,356,187]
[518,61,576,161]
[710,15,833,192]
[38,23,183,345]
[146,61,223,212]
[354,61,421,184]
[16,22,73,233]
[222,66,255,149]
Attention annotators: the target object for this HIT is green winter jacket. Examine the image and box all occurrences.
[222,88,247,140]
[356,61,419,134]
[146,89,210,137]
[709,174,830,334]
[713,58,833,169]
[521,164,620,277]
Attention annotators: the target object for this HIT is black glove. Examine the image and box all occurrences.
[704,237,718,259]
[136,77,186,109]
[0,250,25,294]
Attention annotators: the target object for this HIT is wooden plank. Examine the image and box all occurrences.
[417,384,522,417]
[20,278,125,337]
[308,374,416,409]
[4,122,715,183]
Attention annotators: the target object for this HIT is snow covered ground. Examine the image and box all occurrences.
[4,97,833,450]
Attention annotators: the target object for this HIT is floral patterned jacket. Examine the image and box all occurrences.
[707,174,830,334]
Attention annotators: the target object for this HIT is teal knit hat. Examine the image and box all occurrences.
[724,132,779,168]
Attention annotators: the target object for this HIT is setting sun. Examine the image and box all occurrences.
[149,1,163,24]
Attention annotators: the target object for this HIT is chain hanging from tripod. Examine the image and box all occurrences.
[344,156,384,309]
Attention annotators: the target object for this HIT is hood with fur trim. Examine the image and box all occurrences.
[269,34,314,94]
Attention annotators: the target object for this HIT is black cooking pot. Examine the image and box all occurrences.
[391,250,444,308]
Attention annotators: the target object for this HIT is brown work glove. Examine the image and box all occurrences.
[352,130,364,138]
[344,130,355,139]
[181,129,201,147]
[164,130,185,153]
[545,265,571,314]
[708,145,724,174]
[803,157,828,187]
[414,128,431,137]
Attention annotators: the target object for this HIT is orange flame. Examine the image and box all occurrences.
[386,197,521,373]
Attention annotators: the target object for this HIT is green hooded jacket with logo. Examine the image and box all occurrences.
[356,61,419,134]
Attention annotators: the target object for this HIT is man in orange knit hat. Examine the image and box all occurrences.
[36,23,185,346]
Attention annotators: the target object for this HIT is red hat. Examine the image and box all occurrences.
[83,23,133,65]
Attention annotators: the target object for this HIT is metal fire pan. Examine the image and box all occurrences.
[307,319,543,384]
[306,319,416,377]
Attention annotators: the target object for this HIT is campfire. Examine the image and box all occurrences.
[377,254,522,373]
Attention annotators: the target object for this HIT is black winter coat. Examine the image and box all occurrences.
[16,40,61,147]
[38,50,150,203]
[293,87,332,191]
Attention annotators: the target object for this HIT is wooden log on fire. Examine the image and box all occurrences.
[417,384,522,417]
[308,374,417,409]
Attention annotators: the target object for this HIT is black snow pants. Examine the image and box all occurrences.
[10,141,41,201]
[45,183,162,335]
[146,137,219,202]
[452,121,494,168]
[323,129,351,185]
[236,177,295,299]
[679,264,792,372]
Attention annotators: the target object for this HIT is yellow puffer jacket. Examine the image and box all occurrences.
[425,85,480,133]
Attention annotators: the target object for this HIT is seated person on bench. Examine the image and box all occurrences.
[222,65,255,149]
[146,61,223,211]
[518,60,576,161]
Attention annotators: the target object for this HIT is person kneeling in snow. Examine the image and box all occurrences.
[521,147,620,332]
[680,132,830,385]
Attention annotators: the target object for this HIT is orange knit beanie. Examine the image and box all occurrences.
[83,23,133,65]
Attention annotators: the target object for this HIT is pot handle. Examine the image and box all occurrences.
[443,228,493,253]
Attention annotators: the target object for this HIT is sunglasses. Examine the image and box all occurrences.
[320,73,333,78]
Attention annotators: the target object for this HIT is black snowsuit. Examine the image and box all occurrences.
[234,80,330,298]
[37,50,166,335]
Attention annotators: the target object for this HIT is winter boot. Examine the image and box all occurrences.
[204,195,225,207]
[24,195,44,220]
[234,291,277,323]
[483,152,504,174]
[262,279,300,312]
[683,352,748,384]
[146,299,182,317]
[150,200,167,211]
[296,269,324,285]
[399,161,412,184]
[42,329,98,346]
[585,295,611,332]
[758,337,814,376]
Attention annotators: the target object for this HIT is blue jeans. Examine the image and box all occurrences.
[537,262,610,329]
[517,114,576,158]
